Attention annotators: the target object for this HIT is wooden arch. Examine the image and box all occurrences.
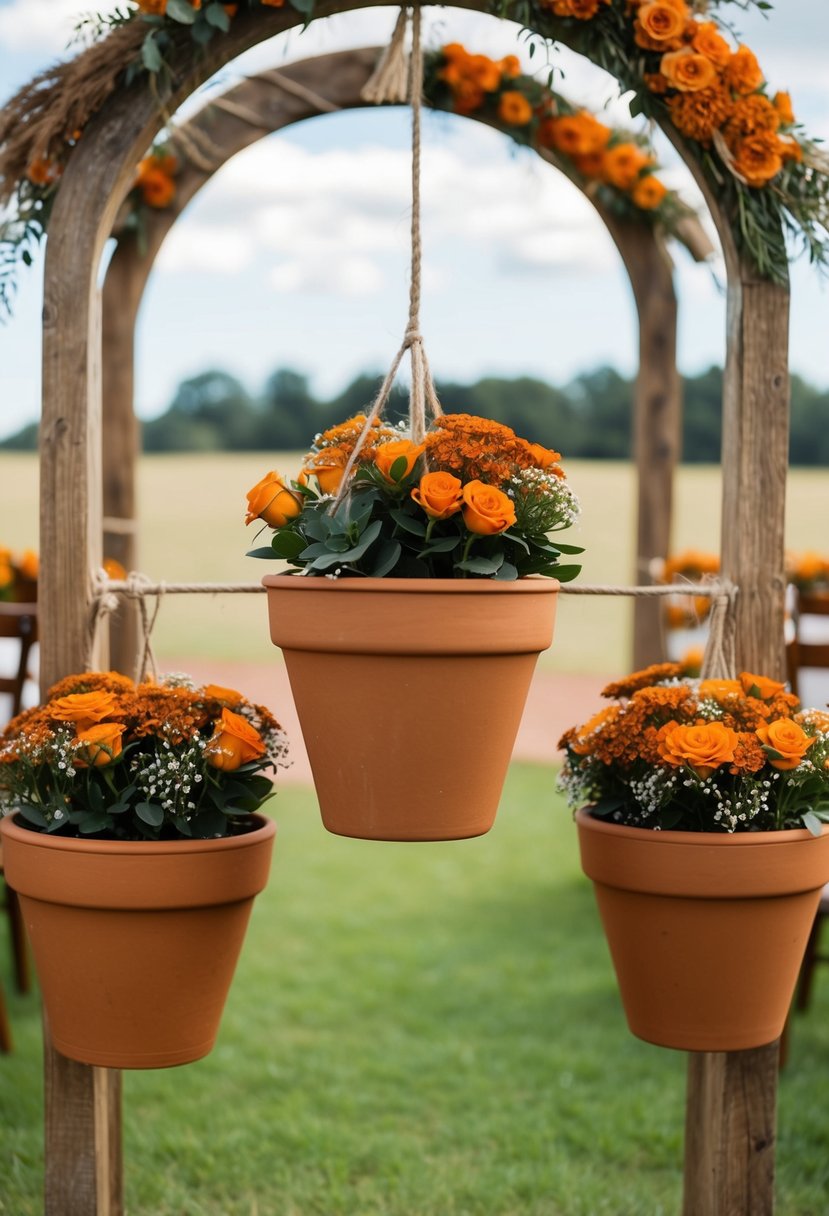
[101,45,713,676]
[39,6,789,1216]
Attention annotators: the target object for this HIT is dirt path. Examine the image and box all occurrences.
[171,658,611,785]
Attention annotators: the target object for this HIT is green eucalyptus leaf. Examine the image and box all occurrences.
[78,813,113,835]
[549,542,585,555]
[269,531,308,559]
[419,536,461,555]
[368,540,402,578]
[802,811,824,837]
[16,803,49,829]
[389,509,427,536]
[166,0,198,23]
[549,564,581,583]
[204,2,231,29]
[191,20,215,44]
[456,555,503,575]
[302,512,332,541]
[136,801,164,827]
[494,561,519,581]
[141,32,163,72]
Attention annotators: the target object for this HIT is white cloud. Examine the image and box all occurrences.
[0,0,122,53]
[155,225,256,274]
[271,252,383,295]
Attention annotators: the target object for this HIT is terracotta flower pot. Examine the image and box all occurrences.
[264,575,558,841]
[576,808,829,1051]
[0,813,275,1068]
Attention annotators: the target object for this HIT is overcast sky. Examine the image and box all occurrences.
[0,0,827,439]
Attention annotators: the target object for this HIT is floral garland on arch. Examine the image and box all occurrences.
[426,43,694,235]
[514,0,829,282]
[0,0,827,312]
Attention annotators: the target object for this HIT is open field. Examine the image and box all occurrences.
[3,452,829,673]
[3,766,829,1216]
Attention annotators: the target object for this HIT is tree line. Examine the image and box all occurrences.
[3,364,828,465]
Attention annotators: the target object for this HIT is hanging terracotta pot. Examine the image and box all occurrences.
[576,808,829,1051]
[0,813,275,1069]
[264,575,558,841]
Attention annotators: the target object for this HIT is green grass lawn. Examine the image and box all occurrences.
[3,766,829,1215]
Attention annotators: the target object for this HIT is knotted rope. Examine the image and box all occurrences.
[331,4,442,509]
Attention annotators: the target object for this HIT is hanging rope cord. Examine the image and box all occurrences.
[84,4,740,685]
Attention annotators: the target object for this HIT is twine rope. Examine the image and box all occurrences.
[256,68,343,114]
[331,4,442,510]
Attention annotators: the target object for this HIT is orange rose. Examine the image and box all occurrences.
[303,450,349,495]
[634,2,689,52]
[773,91,795,126]
[660,48,717,93]
[756,720,816,771]
[601,143,651,189]
[631,175,668,209]
[245,470,302,527]
[527,442,563,471]
[205,708,267,772]
[411,471,463,519]
[74,722,126,768]
[658,720,739,778]
[204,684,244,707]
[724,45,764,96]
[50,690,121,729]
[691,21,731,69]
[498,91,533,126]
[373,440,425,483]
[739,672,786,700]
[461,481,517,535]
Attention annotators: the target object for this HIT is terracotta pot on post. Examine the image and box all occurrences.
[264,575,558,841]
[576,808,829,1051]
[0,813,275,1069]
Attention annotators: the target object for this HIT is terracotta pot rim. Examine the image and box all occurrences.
[0,811,276,856]
[262,574,559,595]
[575,806,823,848]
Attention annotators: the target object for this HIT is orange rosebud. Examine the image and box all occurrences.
[373,440,425,483]
[658,720,739,778]
[660,47,717,93]
[631,175,668,209]
[698,678,742,701]
[773,91,795,126]
[74,722,126,768]
[756,719,816,771]
[411,471,463,520]
[739,672,787,700]
[461,481,517,536]
[303,449,349,495]
[245,470,303,527]
[50,690,121,730]
[498,90,533,126]
[205,708,267,771]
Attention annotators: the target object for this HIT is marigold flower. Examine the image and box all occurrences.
[601,142,651,190]
[667,85,734,144]
[545,112,611,158]
[102,557,127,581]
[726,95,780,139]
[773,91,795,126]
[728,131,783,187]
[499,55,522,79]
[498,91,533,126]
[137,164,176,209]
[26,156,61,187]
[631,175,668,209]
[17,549,38,581]
[545,0,609,16]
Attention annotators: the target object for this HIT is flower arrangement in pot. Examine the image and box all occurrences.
[0,671,287,1068]
[558,662,829,1051]
[247,410,582,842]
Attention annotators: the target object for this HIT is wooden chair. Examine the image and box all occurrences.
[0,601,38,722]
[785,589,829,700]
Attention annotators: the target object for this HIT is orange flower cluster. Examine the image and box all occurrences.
[424,413,563,485]
[658,549,720,629]
[0,671,285,839]
[542,0,612,19]
[559,663,829,833]
[436,45,670,214]
[785,550,829,594]
[0,546,38,602]
[298,414,401,496]
[135,151,178,210]
[626,0,798,181]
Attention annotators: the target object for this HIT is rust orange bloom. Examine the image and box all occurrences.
[660,48,717,93]
[631,175,668,209]
[498,91,533,126]
[205,708,267,772]
[245,470,302,527]
[634,1,689,52]
[658,720,739,778]
[602,143,651,190]
[74,722,126,768]
[373,440,426,483]
[462,481,517,535]
[411,472,463,520]
[756,720,816,771]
